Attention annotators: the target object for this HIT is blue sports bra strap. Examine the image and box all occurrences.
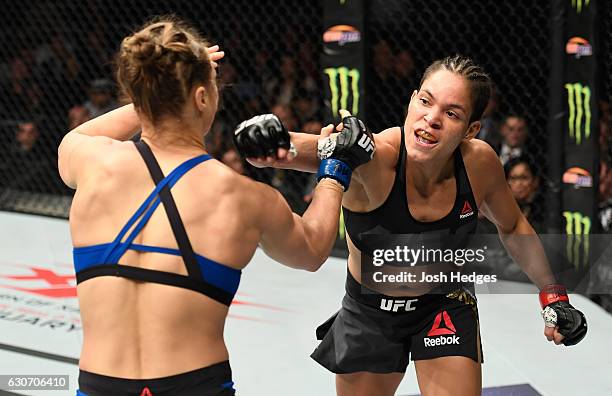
[106,196,164,263]
[134,140,204,280]
[101,152,211,264]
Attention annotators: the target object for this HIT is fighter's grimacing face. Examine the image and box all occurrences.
[404,69,479,161]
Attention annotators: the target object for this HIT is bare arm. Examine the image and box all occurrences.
[58,46,225,188]
[257,178,344,271]
[58,104,140,189]
[477,144,556,289]
[245,121,392,204]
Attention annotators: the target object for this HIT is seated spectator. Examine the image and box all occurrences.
[599,162,612,232]
[2,120,54,193]
[221,147,245,175]
[497,114,529,165]
[68,78,119,129]
[475,83,502,150]
[505,156,545,232]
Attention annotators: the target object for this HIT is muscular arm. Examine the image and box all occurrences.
[246,126,397,209]
[58,104,140,188]
[257,178,345,271]
[476,143,556,288]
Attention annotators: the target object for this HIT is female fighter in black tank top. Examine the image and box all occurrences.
[343,126,479,272]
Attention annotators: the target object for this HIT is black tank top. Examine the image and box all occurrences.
[344,127,478,256]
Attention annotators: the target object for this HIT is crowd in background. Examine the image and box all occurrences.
[1,30,612,236]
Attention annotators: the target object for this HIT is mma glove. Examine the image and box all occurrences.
[316,115,376,190]
[539,284,587,346]
[233,114,292,159]
[234,113,375,191]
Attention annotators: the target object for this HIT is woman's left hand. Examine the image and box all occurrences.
[207,45,225,68]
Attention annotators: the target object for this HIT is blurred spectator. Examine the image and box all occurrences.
[497,115,529,165]
[298,42,319,82]
[599,101,612,232]
[271,103,299,131]
[1,120,56,193]
[393,49,417,119]
[302,120,323,134]
[35,33,83,105]
[265,55,316,108]
[270,103,309,213]
[368,40,417,131]
[368,40,395,131]
[292,87,320,128]
[68,78,119,129]
[599,162,612,232]
[0,55,43,119]
[221,147,245,175]
[80,29,114,81]
[504,156,544,232]
[476,83,502,150]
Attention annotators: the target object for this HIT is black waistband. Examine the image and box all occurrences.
[79,361,232,395]
[345,270,447,311]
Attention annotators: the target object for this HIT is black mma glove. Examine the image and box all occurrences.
[316,115,375,190]
[540,284,587,346]
[233,114,292,158]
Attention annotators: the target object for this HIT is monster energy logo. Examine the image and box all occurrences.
[571,0,590,13]
[563,211,591,269]
[564,83,591,144]
[338,207,345,240]
[325,67,360,117]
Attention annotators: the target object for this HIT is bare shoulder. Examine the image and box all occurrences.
[373,126,402,161]
[460,138,505,199]
[201,161,274,208]
[355,126,401,177]
[345,126,401,210]
[461,138,502,171]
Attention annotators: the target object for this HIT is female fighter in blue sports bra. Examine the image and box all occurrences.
[58,16,373,396]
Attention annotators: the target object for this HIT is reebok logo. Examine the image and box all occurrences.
[424,334,460,347]
[459,201,474,219]
[424,311,460,347]
[380,298,417,312]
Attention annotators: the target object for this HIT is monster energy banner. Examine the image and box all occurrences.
[322,0,365,256]
[559,0,598,272]
[322,0,365,124]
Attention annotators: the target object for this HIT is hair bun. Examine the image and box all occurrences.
[128,35,165,65]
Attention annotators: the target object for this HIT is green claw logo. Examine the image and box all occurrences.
[564,83,591,145]
[563,211,591,269]
[338,208,346,240]
[571,0,590,13]
[325,67,360,117]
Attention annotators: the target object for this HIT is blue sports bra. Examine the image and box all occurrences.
[73,141,241,306]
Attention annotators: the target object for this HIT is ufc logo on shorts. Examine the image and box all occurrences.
[380,298,417,312]
[357,134,375,156]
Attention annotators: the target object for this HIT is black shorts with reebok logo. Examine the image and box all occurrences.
[311,271,483,374]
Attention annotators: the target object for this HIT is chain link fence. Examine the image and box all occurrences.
[0,0,323,216]
[593,0,612,311]
[0,0,608,233]
[366,0,552,235]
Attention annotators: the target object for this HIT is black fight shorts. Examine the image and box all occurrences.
[311,271,483,374]
[77,361,235,396]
